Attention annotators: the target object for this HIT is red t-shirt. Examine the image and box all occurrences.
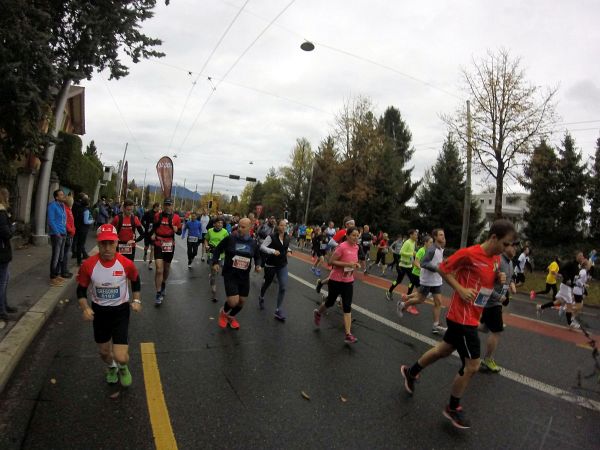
[438,244,500,326]
[332,229,347,243]
[77,253,139,306]
[65,207,75,236]
[111,214,142,242]
[153,212,182,241]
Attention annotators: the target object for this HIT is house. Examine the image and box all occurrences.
[473,192,529,234]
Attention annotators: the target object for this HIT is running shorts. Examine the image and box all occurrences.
[418,285,442,296]
[443,319,480,360]
[154,240,175,263]
[556,283,573,304]
[480,305,503,333]
[574,294,584,304]
[223,273,250,297]
[325,279,353,313]
[143,232,153,247]
[92,302,130,345]
[117,241,136,261]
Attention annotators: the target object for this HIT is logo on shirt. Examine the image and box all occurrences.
[113,270,124,276]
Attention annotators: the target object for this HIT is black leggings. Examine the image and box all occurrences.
[389,266,417,293]
[74,228,89,263]
[187,241,200,263]
[536,283,557,300]
[324,280,353,313]
[387,253,400,268]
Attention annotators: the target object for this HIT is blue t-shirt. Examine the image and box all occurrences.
[298,225,307,236]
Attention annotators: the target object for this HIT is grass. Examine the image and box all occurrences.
[519,271,600,307]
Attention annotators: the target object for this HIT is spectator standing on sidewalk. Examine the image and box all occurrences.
[0,187,17,320]
[48,189,67,287]
[74,196,93,265]
[95,199,109,226]
[62,195,76,279]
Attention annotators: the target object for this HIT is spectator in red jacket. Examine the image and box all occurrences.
[62,195,76,279]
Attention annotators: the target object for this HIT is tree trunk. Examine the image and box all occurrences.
[494,161,504,219]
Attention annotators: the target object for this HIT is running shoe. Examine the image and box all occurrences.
[118,365,132,387]
[385,291,393,301]
[315,268,321,277]
[558,305,566,317]
[188,263,192,269]
[154,293,162,307]
[313,309,322,327]
[481,357,501,373]
[406,305,420,315]
[536,304,542,318]
[258,296,265,310]
[160,282,166,296]
[443,405,471,429]
[106,366,118,384]
[315,280,323,294]
[570,320,581,330]
[311,266,316,274]
[396,301,406,318]
[274,309,286,321]
[344,333,358,344]
[218,308,228,328]
[432,323,447,334]
[529,290,536,300]
[148,261,153,270]
[400,365,417,395]
[228,316,240,330]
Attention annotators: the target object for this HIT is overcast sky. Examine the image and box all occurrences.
[79,0,600,198]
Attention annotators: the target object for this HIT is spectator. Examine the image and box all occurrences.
[62,195,76,278]
[74,196,93,265]
[96,199,110,225]
[0,187,17,320]
[47,189,67,287]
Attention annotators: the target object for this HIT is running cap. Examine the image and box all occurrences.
[163,198,173,205]
[96,224,118,241]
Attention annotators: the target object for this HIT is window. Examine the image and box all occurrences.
[480,199,484,204]
[488,199,492,205]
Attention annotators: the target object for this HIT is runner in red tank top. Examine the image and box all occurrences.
[111,199,145,261]
[399,219,516,430]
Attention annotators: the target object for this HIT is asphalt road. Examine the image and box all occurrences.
[1,243,599,449]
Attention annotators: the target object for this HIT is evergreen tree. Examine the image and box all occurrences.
[555,133,587,241]
[414,134,484,248]
[522,140,560,245]
[309,136,342,225]
[589,138,600,240]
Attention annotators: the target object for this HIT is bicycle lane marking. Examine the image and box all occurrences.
[288,271,600,414]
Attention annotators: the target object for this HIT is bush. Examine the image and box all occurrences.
[53,132,101,195]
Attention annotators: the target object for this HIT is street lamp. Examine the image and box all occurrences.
[300,41,315,51]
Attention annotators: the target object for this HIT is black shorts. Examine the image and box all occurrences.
[574,294,584,303]
[324,279,353,313]
[117,242,136,261]
[480,305,504,333]
[515,272,525,284]
[154,242,175,263]
[223,273,250,298]
[419,285,442,296]
[92,302,130,345]
[443,319,480,360]
[358,246,368,261]
[144,233,153,247]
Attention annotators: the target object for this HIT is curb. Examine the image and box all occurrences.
[0,277,76,394]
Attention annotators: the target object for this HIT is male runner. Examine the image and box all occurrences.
[142,203,160,269]
[386,229,418,301]
[359,225,373,273]
[400,219,515,429]
[151,198,181,306]
[111,199,145,261]
[181,212,202,268]
[212,218,261,329]
[199,208,210,261]
[204,216,229,302]
[76,224,141,387]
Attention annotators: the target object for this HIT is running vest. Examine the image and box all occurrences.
[263,234,290,267]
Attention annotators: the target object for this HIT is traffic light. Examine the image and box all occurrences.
[228,174,240,180]
[245,177,257,182]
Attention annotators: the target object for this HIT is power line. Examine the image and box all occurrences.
[167,0,250,152]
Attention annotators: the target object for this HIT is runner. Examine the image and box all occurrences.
[530,256,559,301]
[570,259,592,329]
[212,218,261,329]
[297,223,307,249]
[181,212,202,268]
[400,219,515,429]
[259,219,291,320]
[142,203,159,270]
[513,246,530,286]
[305,224,313,248]
[316,217,355,293]
[386,229,418,301]
[397,230,447,333]
[204,216,229,303]
[199,208,210,261]
[312,226,361,344]
[359,225,373,273]
[479,236,517,373]
[367,232,388,275]
[76,224,141,387]
[311,227,328,277]
[111,199,145,261]
[386,235,403,274]
[151,198,182,306]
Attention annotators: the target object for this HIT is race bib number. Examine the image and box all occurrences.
[498,284,509,299]
[161,241,174,253]
[320,243,328,250]
[95,286,120,300]
[343,266,354,277]
[187,236,199,243]
[474,287,493,307]
[232,255,250,270]
[118,243,132,255]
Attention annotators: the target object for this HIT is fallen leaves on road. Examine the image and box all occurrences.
[59,300,64,304]
[50,378,57,384]
[109,391,121,399]
[340,395,347,403]
[301,391,310,400]
[64,299,70,303]
[209,317,214,320]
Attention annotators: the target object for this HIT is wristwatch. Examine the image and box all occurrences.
[132,299,142,304]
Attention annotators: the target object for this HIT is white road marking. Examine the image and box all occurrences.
[288,271,600,414]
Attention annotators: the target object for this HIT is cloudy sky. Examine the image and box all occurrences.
[80,0,600,197]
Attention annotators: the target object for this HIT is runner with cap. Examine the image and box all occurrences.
[111,199,145,261]
[76,224,142,387]
[151,198,181,306]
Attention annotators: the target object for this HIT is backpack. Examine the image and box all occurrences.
[154,212,174,236]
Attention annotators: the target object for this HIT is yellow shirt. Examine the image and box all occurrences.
[306,227,313,239]
[546,261,559,284]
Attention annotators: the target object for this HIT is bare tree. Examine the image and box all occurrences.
[443,49,558,218]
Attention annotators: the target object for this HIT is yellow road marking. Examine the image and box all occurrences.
[141,342,178,450]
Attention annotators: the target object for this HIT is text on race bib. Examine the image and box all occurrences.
[232,255,251,270]
[187,236,198,243]
[474,287,493,307]
[118,243,132,255]
[95,286,120,300]
[161,241,174,253]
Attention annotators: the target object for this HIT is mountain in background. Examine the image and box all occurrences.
[147,184,201,201]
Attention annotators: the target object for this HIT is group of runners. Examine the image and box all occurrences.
[74,200,594,430]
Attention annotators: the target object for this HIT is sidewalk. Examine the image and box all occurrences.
[0,237,82,393]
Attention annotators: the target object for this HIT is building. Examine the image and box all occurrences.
[473,192,529,234]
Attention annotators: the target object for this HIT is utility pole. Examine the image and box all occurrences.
[116,143,128,203]
[173,183,178,208]
[460,100,473,248]
[303,158,315,225]
[194,183,199,211]
[180,178,186,211]
[140,168,147,207]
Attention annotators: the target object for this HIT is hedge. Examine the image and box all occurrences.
[53,132,101,195]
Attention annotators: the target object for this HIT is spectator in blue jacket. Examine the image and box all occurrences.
[95,200,109,225]
[48,189,67,287]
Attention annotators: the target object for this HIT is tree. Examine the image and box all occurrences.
[589,138,600,240]
[249,181,265,216]
[279,138,313,222]
[238,183,254,216]
[414,134,484,247]
[84,140,102,171]
[443,49,557,218]
[309,136,342,224]
[554,133,587,241]
[260,168,287,218]
[522,140,560,245]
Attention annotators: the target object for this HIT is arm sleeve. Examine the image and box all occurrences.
[260,236,277,254]
[124,257,140,282]
[76,284,88,299]
[76,262,92,288]
[83,209,94,225]
[420,246,438,272]
[47,204,57,234]
[131,275,141,292]
[181,222,187,238]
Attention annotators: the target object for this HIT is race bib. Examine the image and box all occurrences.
[343,266,354,277]
[161,241,174,253]
[118,243,132,255]
[474,287,493,307]
[232,255,250,270]
[187,236,199,243]
[320,243,328,250]
[95,286,120,300]
[498,284,509,299]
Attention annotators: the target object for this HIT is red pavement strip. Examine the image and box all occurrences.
[290,252,598,349]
